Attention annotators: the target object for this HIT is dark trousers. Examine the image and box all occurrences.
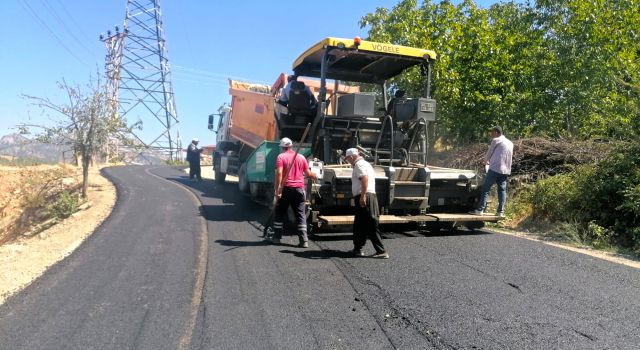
[353,193,385,254]
[477,169,508,213]
[273,187,307,242]
[189,161,201,180]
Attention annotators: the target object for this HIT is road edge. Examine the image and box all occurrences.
[489,227,640,269]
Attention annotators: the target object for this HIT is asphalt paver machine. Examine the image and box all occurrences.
[274,37,500,232]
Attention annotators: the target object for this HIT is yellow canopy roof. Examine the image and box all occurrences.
[292,37,437,83]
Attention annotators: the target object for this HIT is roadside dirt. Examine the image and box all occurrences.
[0,165,116,305]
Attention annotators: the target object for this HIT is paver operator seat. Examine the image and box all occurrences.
[276,80,317,141]
[287,81,316,116]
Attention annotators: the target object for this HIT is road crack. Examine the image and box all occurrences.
[573,329,597,341]
[323,250,458,350]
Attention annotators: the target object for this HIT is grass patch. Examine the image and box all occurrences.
[48,191,80,219]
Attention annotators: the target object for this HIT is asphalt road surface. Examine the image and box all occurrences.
[1,166,638,350]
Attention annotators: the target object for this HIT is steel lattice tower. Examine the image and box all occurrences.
[101,0,181,162]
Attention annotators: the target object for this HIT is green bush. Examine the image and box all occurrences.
[48,191,80,219]
[520,141,640,252]
[528,165,596,221]
[529,172,579,220]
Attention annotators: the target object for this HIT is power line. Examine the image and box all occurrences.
[172,70,228,83]
[18,0,88,67]
[39,0,100,57]
[53,0,95,43]
[172,77,228,87]
[173,65,271,85]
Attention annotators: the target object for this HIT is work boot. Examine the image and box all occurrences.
[372,251,390,259]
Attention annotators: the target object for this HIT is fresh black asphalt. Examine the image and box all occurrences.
[0,166,203,349]
[1,165,639,349]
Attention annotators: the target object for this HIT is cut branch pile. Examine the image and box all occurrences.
[430,138,617,183]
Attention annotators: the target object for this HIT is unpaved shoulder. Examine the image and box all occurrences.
[0,167,117,305]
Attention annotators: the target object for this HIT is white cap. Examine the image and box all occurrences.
[345,148,359,157]
[279,137,293,148]
[192,137,199,142]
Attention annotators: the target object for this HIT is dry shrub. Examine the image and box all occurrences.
[0,165,80,244]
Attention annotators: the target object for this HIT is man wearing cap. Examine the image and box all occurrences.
[471,126,514,217]
[186,138,204,182]
[272,137,317,247]
[345,148,389,259]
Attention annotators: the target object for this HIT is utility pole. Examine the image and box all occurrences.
[100,0,181,163]
[100,26,124,116]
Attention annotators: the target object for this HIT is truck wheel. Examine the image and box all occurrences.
[215,168,226,183]
[249,182,261,200]
[238,164,249,193]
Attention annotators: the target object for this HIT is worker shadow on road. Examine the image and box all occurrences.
[214,239,272,251]
[310,228,490,243]
[279,249,358,259]
[383,227,492,238]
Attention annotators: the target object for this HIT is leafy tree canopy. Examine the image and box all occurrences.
[360,0,640,143]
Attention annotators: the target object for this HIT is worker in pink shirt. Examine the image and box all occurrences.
[272,137,317,247]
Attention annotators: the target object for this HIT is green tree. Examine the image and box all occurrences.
[362,0,545,143]
[361,0,640,142]
[535,0,640,138]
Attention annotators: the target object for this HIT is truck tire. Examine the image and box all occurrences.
[238,164,249,193]
[215,168,226,183]
[249,182,261,199]
[213,156,226,183]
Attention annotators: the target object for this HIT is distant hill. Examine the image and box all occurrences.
[0,134,73,163]
[0,133,180,165]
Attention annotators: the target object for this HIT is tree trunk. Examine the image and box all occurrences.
[81,155,90,199]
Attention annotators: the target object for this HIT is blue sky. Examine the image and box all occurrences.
[0,0,499,148]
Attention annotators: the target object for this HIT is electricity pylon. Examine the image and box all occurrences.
[101,0,181,163]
